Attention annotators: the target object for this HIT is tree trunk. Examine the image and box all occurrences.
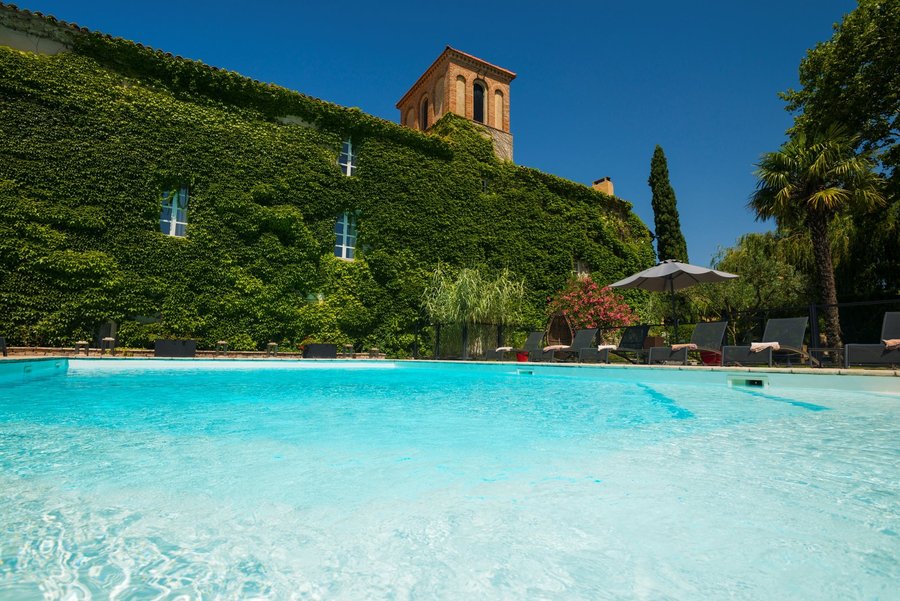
[807,210,842,347]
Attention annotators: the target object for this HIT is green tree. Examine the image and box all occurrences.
[690,233,810,344]
[648,146,689,263]
[750,126,884,347]
[834,199,900,297]
[781,0,899,179]
[781,0,900,297]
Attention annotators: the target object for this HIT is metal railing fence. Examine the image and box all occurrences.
[420,297,900,364]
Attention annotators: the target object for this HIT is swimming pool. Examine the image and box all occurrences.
[1,358,897,599]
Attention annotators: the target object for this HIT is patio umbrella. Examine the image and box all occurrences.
[609,259,738,342]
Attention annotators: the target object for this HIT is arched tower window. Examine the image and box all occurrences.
[455,76,466,117]
[493,90,504,129]
[420,98,429,130]
[473,82,485,123]
[433,76,444,117]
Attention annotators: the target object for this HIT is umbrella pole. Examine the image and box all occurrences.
[670,279,678,344]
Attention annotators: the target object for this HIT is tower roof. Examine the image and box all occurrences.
[395,46,516,109]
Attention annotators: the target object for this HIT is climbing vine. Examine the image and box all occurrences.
[0,30,654,355]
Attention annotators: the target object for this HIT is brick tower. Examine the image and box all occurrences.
[396,46,516,161]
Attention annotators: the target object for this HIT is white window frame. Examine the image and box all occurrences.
[338,138,357,176]
[160,186,188,237]
[334,212,357,260]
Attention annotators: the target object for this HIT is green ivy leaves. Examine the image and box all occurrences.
[0,43,655,354]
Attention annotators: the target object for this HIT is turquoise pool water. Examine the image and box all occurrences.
[0,359,898,599]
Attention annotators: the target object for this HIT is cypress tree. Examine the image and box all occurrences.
[648,145,689,263]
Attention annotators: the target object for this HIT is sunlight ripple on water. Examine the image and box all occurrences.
[0,361,898,599]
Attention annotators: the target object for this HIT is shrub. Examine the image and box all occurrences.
[547,278,635,339]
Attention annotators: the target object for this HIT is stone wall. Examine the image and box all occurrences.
[0,4,73,55]
[486,126,513,162]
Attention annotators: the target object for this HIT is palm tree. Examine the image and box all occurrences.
[750,125,884,347]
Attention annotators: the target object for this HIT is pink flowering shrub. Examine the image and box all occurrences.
[547,278,636,335]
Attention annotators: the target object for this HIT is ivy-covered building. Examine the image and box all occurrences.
[0,3,655,355]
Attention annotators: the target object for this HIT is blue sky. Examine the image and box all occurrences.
[19,0,856,265]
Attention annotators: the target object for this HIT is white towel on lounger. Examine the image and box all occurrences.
[495,346,513,352]
[750,341,780,353]
[543,344,569,352]
[596,344,617,351]
[671,343,698,351]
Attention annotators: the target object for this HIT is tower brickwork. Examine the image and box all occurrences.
[397,46,515,161]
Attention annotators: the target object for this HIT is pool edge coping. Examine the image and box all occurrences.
[5,355,897,378]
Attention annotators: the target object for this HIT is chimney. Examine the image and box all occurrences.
[592,177,614,196]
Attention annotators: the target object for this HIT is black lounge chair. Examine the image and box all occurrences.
[304,343,337,358]
[485,331,544,361]
[536,328,598,362]
[844,312,900,368]
[154,339,197,357]
[722,317,815,367]
[648,321,728,365]
[578,325,650,363]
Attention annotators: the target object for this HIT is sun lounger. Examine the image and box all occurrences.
[844,312,900,368]
[154,339,196,357]
[536,328,598,362]
[486,331,544,361]
[721,317,814,367]
[648,321,727,365]
[303,343,337,358]
[578,325,650,363]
